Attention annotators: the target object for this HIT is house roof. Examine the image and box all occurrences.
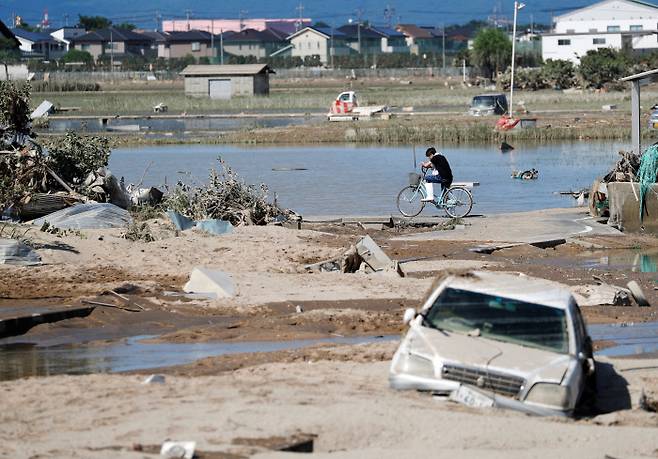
[396,24,434,39]
[164,30,213,43]
[370,26,405,38]
[222,28,284,43]
[555,0,658,21]
[12,28,58,44]
[180,64,275,76]
[71,27,153,44]
[287,26,346,40]
[337,24,384,39]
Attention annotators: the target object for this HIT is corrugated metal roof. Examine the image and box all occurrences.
[180,64,274,76]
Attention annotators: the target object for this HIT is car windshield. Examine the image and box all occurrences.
[424,287,569,354]
[471,96,496,107]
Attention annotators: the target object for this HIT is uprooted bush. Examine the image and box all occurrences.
[165,157,294,226]
[43,131,111,189]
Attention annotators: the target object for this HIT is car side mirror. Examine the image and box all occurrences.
[403,308,417,325]
[578,352,596,375]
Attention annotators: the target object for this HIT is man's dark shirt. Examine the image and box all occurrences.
[430,154,453,185]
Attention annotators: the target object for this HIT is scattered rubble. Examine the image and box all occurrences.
[627,281,650,307]
[571,284,632,307]
[32,203,132,230]
[306,235,404,277]
[160,441,195,459]
[166,210,234,236]
[0,238,41,265]
[166,157,296,226]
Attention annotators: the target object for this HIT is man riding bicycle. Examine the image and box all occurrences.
[421,147,453,202]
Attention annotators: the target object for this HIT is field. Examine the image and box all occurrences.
[34,76,656,116]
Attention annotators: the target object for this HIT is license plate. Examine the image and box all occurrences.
[450,385,495,408]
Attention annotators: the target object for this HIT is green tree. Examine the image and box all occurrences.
[115,22,136,30]
[471,28,512,80]
[60,49,94,66]
[16,22,38,32]
[541,59,575,89]
[453,47,471,67]
[578,48,629,88]
[78,15,112,30]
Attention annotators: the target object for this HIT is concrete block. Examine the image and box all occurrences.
[183,268,235,299]
[355,235,394,272]
[608,182,658,234]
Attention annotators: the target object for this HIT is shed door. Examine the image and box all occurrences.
[208,79,231,99]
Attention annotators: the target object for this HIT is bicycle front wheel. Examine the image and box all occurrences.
[397,185,426,217]
[443,186,473,218]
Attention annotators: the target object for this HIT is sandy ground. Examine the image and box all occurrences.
[3,342,658,459]
[2,209,658,457]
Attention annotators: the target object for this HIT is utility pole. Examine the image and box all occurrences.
[155,10,162,32]
[110,29,114,72]
[239,10,248,31]
[330,24,335,68]
[210,19,215,62]
[295,1,304,31]
[355,8,363,54]
[220,29,224,64]
[64,14,69,27]
[384,5,396,28]
[510,1,526,117]
[185,9,192,31]
[441,23,446,72]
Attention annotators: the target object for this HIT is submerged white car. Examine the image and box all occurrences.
[390,271,596,417]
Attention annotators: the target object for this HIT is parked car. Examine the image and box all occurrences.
[389,271,596,417]
[469,93,508,116]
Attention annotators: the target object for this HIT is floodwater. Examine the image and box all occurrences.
[47,116,308,134]
[590,321,658,357]
[0,335,395,381]
[531,248,658,273]
[1,320,656,381]
[108,141,630,216]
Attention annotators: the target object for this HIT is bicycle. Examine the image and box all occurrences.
[396,167,474,218]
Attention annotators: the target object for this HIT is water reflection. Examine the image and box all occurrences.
[582,249,658,273]
[590,321,658,357]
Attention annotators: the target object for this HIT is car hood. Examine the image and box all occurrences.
[416,326,571,383]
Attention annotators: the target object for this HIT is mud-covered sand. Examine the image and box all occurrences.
[2,210,658,457]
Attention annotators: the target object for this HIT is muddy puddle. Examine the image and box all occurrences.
[532,248,658,273]
[0,334,396,381]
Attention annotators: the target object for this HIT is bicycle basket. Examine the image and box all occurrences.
[408,172,422,186]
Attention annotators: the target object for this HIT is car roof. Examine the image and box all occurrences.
[473,93,506,97]
[441,271,573,310]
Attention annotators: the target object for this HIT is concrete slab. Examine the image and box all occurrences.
[183,268,235,300]
[393,208,623,243]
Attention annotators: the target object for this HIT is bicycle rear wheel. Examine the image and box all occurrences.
[397,185,426,217]
[443,186,473,218]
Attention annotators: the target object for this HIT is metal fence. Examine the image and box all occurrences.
[34,67,472,82]
[272,66,473,79]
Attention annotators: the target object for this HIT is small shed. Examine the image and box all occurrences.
[180,64,275,99]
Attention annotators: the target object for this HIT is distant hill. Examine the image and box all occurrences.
[5,0,647,31]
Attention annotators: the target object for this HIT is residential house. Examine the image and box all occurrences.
[286,26,352,64]
[70,27,153,61]
[542,0,658,63]
[337,24,408,54]
[12,28,65,59]
[396,24,439,54]
[222,28,285,58]
[147,30,217,59]
[49,27,86,51]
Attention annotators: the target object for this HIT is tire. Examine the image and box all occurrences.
[443,186,473,218]
[397,185,426,217]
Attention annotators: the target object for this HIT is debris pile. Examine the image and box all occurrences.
[166,157,296,226]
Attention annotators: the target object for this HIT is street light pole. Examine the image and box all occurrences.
[509,1,525,118]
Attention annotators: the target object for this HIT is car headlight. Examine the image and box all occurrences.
[401,353,435,378]
[525,383,569,408]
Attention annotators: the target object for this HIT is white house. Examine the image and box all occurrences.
[287,26,352,64]
[49,27,86,51]
[542,0,658,63]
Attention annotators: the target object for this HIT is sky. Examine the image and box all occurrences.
[0,0,638,30]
